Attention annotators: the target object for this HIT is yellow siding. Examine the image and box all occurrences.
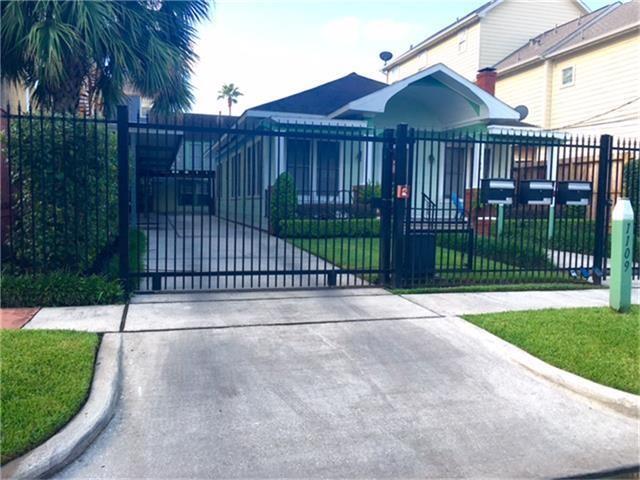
[549,31,640,137]
[495,64,546,127]
[480,0,585,68]
[389,21,482,82]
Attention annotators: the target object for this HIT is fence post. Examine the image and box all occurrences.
[117,105,130,292]
[393,124,409,288]
[380,128,394,286]
[593,134,613,285]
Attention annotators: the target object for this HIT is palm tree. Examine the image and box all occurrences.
[0,0,210,115]
[217,84,243,116]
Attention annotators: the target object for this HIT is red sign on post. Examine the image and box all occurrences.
[396,185,410,199]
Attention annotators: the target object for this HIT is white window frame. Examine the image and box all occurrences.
[561,66,575,88]
[458,29,467,53]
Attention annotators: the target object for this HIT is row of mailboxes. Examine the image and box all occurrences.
[480,179,593,206]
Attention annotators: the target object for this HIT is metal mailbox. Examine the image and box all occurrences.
[519,180,555,206]
[480,179,516,205]
[556,181,592,206]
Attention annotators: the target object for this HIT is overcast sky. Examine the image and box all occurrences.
[191,0,613,115]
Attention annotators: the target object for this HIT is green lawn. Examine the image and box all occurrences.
[290,237,572,284]
[0,330,100,464]
[464,306,640,394]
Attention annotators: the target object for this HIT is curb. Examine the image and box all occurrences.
[3,333,123,479]
[451,316,640,419]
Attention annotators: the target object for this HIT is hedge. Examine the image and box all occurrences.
[0,272,124,308]
[436,232,553,269]
[279,218,381,238]
[5,117,118,273]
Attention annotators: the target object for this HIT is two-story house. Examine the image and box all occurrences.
[383,0,589,84]
[494,0,640,138]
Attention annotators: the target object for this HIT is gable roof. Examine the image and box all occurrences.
[384,0,591,72]
[495,1,638,72]
[249,73,387,116]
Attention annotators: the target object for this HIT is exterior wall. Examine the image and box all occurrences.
[495,64,547,127]
[496,30,640,137]
[388,21,482,83]
[549,31,640,138]
[479,0,585,69]
[387,0,585,83]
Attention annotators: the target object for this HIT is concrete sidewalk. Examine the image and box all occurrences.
[52,288,638,479]
[23,286,640,333]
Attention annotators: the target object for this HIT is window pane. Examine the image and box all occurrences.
[286,139,310,194]
[562,67,573,85]
[317,141,340,195]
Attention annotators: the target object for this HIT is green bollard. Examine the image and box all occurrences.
[497,205,504,237]
[610,198,634,312]
[547,205,555,240]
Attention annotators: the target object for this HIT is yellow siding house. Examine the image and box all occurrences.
[383,0,588,83]
[495,1,640,138]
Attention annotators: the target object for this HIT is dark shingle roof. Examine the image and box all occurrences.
[495,1,638,71]
[250,73,387,116]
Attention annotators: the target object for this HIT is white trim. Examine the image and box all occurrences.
[560,65,576,88]
[269,116,368,128]
[244,110,326,119]
[486,125,567,139]
[331,63,520,122]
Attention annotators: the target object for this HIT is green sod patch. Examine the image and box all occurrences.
[464,306,640,394]
[0,330,100,464]
[394,282,601,295]
[289,237,577,285]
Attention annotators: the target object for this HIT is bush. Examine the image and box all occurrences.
[0,272,124,308]
[352,183,381,204]
[279,218,381,238]
[269,173,297,234]
[5,116,118,273]
[436,232,552,269]
[296,203,376,220]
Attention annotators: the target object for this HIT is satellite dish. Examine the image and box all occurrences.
[515,105,529,121]
[379,51,393,63]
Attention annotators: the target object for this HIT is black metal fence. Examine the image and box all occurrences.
[2,105,638,291]
[2,106,118,276]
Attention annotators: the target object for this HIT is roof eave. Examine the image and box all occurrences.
[383,15,481,72]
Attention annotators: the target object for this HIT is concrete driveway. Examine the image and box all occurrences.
[56,290,638,478]
[137,213,364,291]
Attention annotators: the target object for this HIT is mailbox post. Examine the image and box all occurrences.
[610,198,634,312]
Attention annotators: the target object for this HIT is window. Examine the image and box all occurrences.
[316,141,340,196]
[561,66,575,87]
[483,147,493,179]
[231,153,241,198]
[286,139,311,194]
[244,141,263,197]
[458,29,467,53]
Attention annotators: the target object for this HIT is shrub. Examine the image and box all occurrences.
[296,203,376,220]
[0,272,124,308]
[269,173,297,234]
[436,232,552,269]
[352,183,381,204]
[5,116,118,274]
[279,218,381,238]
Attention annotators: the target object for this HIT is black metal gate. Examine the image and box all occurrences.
[120,107,393,291]
[112,106,640,291]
